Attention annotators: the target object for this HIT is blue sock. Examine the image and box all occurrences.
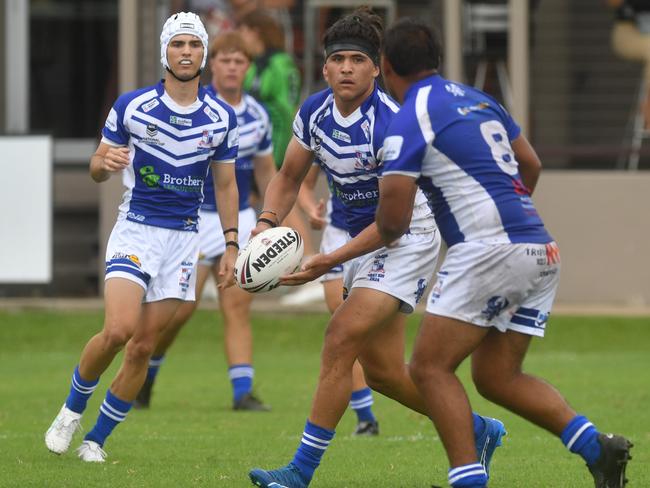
[472,413,486,438]
[84,389,132,447]
[65,366,99,414]
[228,364,253,402]
[146,355,164,382]
[349,387,376,423]
[448,463,488,487]
[561,415,601,466]
[291,420,335,482]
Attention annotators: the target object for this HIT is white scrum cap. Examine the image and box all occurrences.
[160,12,209,70]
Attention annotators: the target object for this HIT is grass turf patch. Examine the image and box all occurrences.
[0,310,647,487]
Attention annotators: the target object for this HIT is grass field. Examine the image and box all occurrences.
[0,309,648,487]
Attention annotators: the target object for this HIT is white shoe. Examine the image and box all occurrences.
[279,281,324,306]
[77,440,107,463]
[45,404,82,454]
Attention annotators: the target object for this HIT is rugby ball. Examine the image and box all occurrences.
[235,226,304,293]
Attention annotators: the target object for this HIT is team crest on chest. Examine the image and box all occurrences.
[197,130,212,153]
[354,150,377,171]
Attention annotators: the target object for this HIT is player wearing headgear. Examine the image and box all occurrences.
[133,31,276,412]
[44,12,240,462]
[248,8,504,488]
[376,18,633,488]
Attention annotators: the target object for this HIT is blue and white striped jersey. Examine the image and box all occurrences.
[382,75,552,247]
[202,86,273,212]
[294,83,434,237]
[325,171,347,231]
[102,81,238,232]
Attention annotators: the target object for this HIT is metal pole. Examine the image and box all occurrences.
[99,0,139,293]
[443,0,463,83]
[4,0,29,133]
[509,0,529,135]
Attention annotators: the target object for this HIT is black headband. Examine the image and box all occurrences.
[324,38,379,65]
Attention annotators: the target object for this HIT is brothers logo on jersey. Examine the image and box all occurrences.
[332,129,351,143]
[169,115,192,127]
[139,165,161,187]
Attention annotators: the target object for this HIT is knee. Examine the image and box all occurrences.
[408,358,429,388]
[101,327,131,351]
[124,338,156,365]
[323,319,361,354]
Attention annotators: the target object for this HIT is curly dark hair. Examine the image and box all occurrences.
[322,6,383,63]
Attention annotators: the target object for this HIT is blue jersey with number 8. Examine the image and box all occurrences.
[381,74,552,247]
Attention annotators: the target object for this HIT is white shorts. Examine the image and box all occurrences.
[319,224,347,282]
[343,230,441,314]
[426,241,561,337]
[198,207,256,265]
[105,219,199,302]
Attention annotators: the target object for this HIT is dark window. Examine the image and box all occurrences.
[30,0,118,138]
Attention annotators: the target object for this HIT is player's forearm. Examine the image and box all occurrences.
[89,154,111,183]
[214,172,239,233]
[253,163,276,200]
[261,171,301,223]
[296,186,317,214]
[328,222,384,266]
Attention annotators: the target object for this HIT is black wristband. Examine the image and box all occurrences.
[223,227,238,235]
[257,217,277,228]
[225,240,240,250]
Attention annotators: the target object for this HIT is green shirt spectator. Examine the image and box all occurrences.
[240,11,301,167]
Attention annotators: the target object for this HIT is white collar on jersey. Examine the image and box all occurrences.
[332,101,363,127]
[161,91,203,114]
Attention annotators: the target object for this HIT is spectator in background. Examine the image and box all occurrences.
[609,0,650,130]
[239,10,318,260]
[239,10,300,170]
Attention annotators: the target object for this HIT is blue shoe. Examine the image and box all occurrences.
[249,463,309,488]
[474,416,506,476]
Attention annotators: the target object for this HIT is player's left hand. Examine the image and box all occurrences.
[279,253,333,286]
[217,247,238,289]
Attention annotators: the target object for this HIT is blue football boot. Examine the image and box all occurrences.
[475,416,507,477]
[249,463,309,488]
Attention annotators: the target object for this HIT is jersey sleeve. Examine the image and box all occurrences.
[212,108,239,163]
[381,101,431,178]
[496,102,521,141]
[255,105,274,157]
[101,96,130,146]
[291,100,312,151]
